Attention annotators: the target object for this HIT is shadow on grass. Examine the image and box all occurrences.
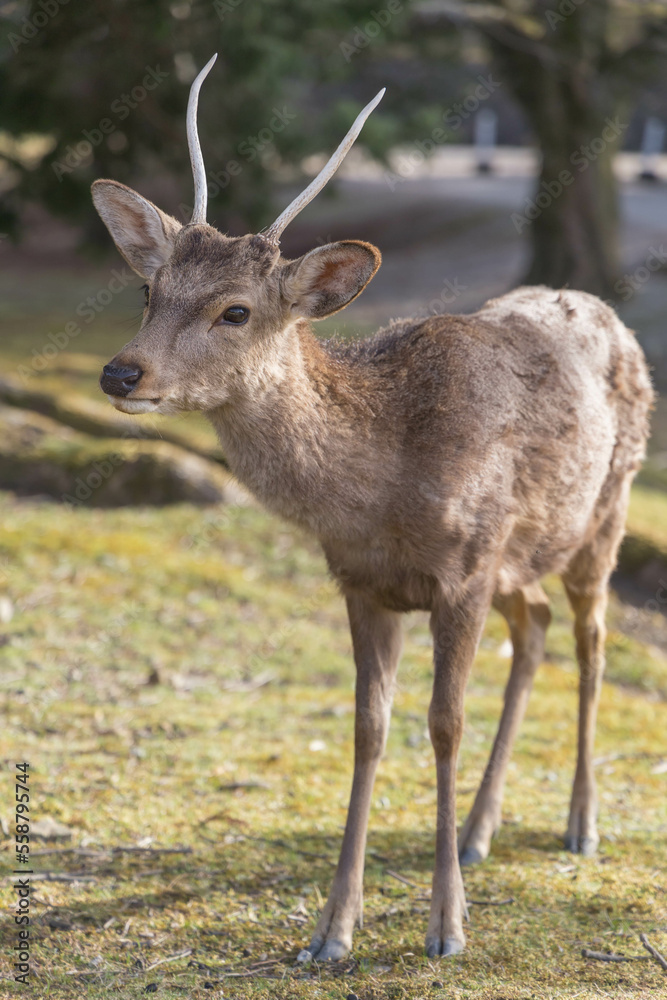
[2,825,663,998]
[2,822,655,940]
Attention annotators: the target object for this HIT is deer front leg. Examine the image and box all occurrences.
[426,587,490,958]
[298,593,402,962]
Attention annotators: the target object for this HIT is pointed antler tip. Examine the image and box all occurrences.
[263,87,387,244]
[367,88,386,111]
[187,56,218,226]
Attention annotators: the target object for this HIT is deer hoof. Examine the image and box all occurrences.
[579,835,599,856]
[564,833,598,855]
[316,938,349,961]
[459,845,484,866]
[425,935,465,958]
[297,938,349,962]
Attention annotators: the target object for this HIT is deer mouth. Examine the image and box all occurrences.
[106,396,161,414]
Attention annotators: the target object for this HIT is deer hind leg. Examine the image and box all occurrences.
[561,501,627,856]
[298,593,402,963]
[458,583,551,866]
[426,584,493,958]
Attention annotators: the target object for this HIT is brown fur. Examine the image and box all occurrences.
[92,178,653,961]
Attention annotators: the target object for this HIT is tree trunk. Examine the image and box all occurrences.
[487,1,622,298]
[521,103,620,299]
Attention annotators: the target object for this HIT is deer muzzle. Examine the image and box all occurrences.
[100,363,143,398]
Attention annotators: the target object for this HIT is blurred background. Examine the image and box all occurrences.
[2,0,667,477]
[2,0,667,504]
[1,3,667,993]
[1,6,667,740]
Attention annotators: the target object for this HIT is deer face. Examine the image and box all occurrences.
[92,181,380,415]
[92,56,383,416]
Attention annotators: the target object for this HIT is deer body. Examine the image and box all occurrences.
[91,61,652,962]
[209,286,647,612]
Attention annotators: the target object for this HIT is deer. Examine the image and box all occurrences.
[91,55,653,961]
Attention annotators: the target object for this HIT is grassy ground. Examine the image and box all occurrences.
[1,269,666,998]
[1,495,666,1000]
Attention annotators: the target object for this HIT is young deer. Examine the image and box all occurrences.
[92,56,652,960]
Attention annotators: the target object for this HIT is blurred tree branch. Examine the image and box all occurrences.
[0,0,414,242]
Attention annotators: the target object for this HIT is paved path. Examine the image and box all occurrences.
[279,149,667,383]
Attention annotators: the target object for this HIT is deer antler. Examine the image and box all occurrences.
[187,53,218,225]
[262,88,385,246]
[186,57,383,236]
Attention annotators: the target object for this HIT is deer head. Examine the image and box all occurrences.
[93,54,384,415]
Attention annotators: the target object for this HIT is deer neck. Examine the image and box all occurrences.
[207,321,381,536]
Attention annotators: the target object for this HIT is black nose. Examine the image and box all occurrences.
[100,364,143,398]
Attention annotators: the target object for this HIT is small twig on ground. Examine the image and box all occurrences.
[112,846,193,855]
[246,835,334,863]
[581,948,644,963]
[593,751,664,767]
[222,671,276,692]
[28,872,98,883]
[166,868,227,879]
[467,897,515,906]
[31,845,192,857]
[31,848,104,857]
[217,782,270,792]
[220,961,291,979]
[640,933,667,971]
[201,811,248,826]
[196,831,219,845]
[144,949,193,972]
[385,869,426,889]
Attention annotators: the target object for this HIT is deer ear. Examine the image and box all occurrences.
[91,180,181,278]
[281,241,381,319]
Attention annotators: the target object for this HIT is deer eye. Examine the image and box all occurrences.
[141,283,149,307]
[216,305,249,326]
